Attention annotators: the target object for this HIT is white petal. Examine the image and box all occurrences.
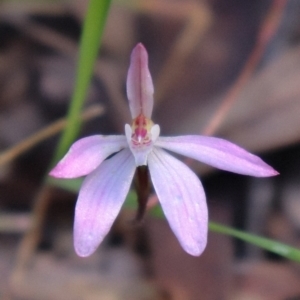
[151,124,160,142]
[126,43,154,119]
[74,148,135,257]
[125,123,156,167]
[148,147,208,256]
[50,135,128,178]
[156,136,278,177]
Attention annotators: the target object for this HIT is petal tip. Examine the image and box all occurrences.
[74,233,99,257]
[183,240,207,257]
[258,166,279,177]
[48,165,62,178]
[271,169,280,176]
[48,162,75,179]
[74,243,95,257]
[132,42,146,55]
[130,43,149,70]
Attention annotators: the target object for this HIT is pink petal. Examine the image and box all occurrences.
[126,43,154,119]
[156,136,278,177]
[148,147,208,256]
[74,148,135,257]
[49,135,127,178]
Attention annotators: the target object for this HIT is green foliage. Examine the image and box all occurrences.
[209,222,300,262]
[52,0,111,165]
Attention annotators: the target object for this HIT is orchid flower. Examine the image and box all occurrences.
[50,43,278,257]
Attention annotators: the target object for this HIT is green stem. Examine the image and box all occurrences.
[209,221,300,262]
[52,0,111,165]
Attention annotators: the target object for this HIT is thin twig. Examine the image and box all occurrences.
[0,104,104,167]
[0,212,31,233]
[202,0,288,136]
[10,185,53,287]
[0,2,64,19]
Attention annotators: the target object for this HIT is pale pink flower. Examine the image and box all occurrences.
[50,43,278,257]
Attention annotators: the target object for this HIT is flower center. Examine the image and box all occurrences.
[125,114,160,166]
[131,114,153,146]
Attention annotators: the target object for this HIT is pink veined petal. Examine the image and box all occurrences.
[126,43,154,119]
[74,148,135,257]
[148,147,208,256]
[156,136,279,177]
[49,135,128,178]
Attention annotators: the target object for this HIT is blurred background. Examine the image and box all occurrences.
[1,0,300,299]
